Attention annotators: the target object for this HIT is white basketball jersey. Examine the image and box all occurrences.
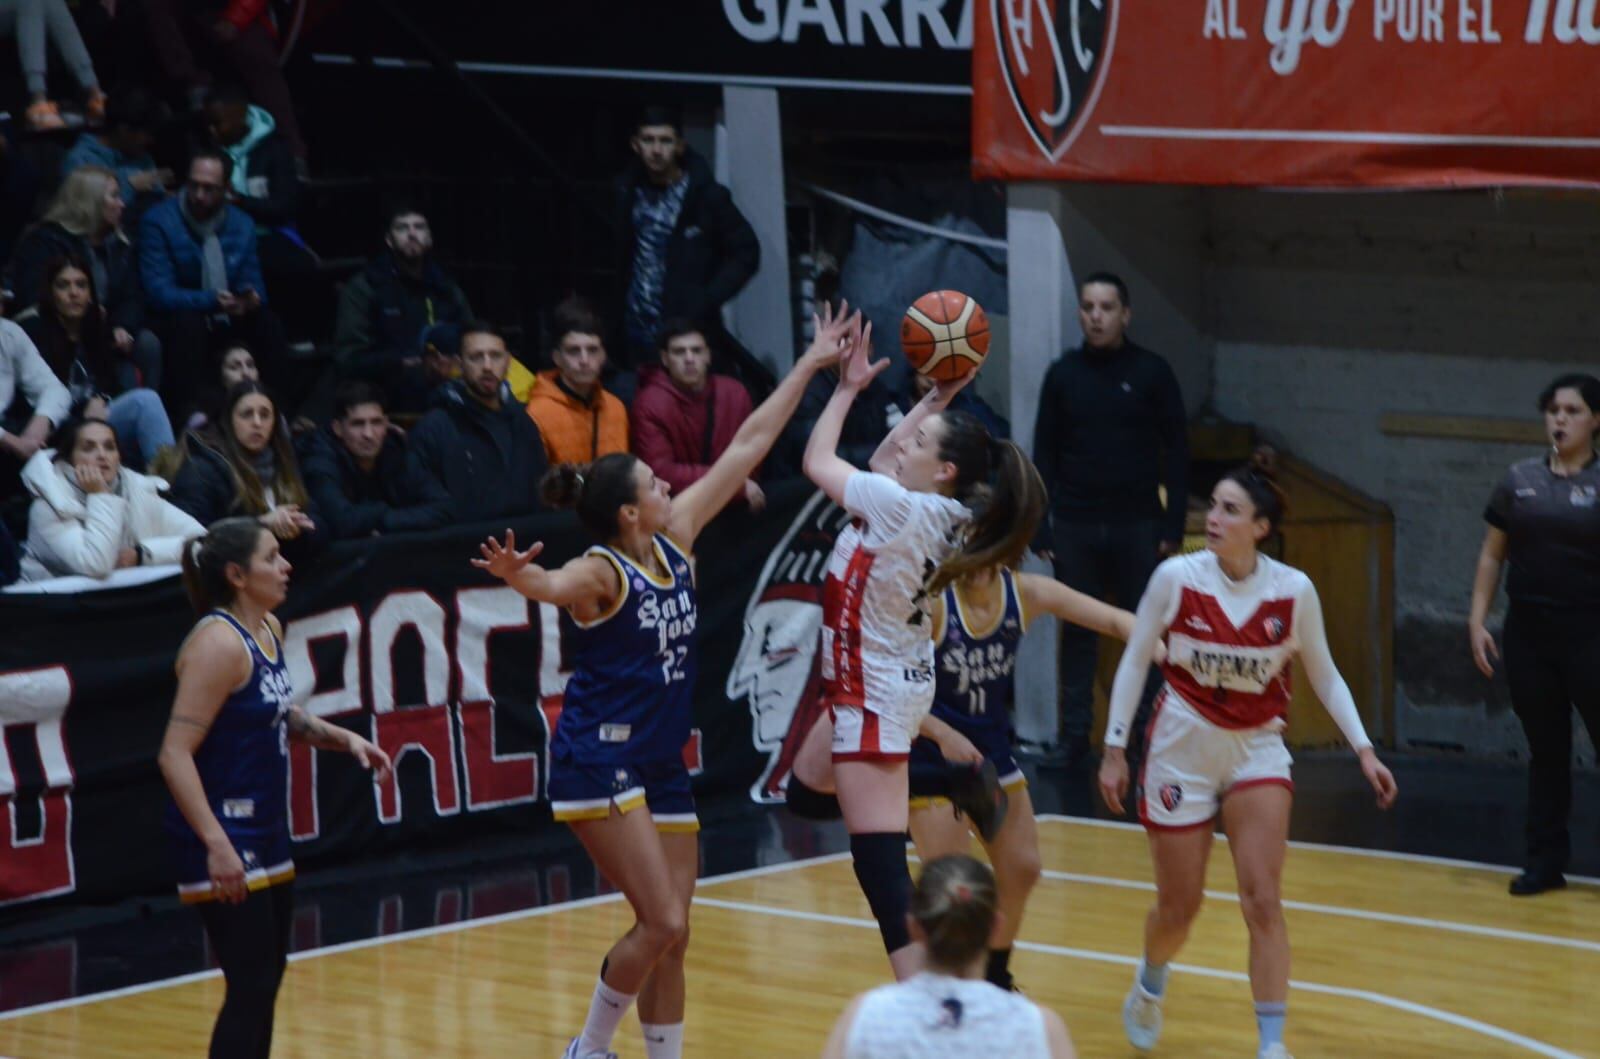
[844,973,1051,1059]
[821,473,969,724]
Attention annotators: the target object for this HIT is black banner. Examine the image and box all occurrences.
[0,482,835,913]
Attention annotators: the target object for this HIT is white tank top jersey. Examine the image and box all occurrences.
[844,973,1051,1058]
[821,472,970,716]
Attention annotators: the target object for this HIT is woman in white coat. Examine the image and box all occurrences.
[21,416,202,581]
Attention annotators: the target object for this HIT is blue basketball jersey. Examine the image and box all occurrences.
[929,570,1027,741]
[554,534,698,765]
[166,610,296,901]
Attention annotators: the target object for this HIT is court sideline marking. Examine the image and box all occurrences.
[692,895,1582,1059]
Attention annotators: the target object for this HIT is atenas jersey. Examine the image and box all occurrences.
[166,610,295,902]
[1159,550,1307,730]
[822,473,969,722]
[929,569,1027,739]
[555,534,697,765]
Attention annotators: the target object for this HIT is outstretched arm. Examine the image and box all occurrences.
[867,369,975,476]
[1018,572,1136,640]
[668,304,856,547]
[472,530,618,611]
[803,316,886,504]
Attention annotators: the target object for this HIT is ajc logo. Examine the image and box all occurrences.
[991,0,1118,162]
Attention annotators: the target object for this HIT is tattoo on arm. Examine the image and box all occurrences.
[168,714,212,732]
[286,707,347,749]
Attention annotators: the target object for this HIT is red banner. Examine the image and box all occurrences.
[973,0,1600,188]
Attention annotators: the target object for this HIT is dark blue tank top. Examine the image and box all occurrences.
[164,611,294,871]
[929,570,1027,739]
[554,534,697,765]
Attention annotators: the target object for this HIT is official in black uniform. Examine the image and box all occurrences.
[1470,372,1600,895]
[1031,272,1188,764]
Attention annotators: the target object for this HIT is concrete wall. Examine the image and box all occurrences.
[1013,182,1600,761]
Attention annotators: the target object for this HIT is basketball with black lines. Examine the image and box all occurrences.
[901,290,990,381]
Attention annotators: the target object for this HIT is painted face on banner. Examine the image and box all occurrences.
[726,492,854,803]
[992,0,1117,161]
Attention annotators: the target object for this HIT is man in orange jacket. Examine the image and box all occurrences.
[525,297,629,467]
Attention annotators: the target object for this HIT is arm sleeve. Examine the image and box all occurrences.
[1295,580,1373,751]
[1153,357,1190,544]
[842,471,913,535]
[32,493,126,577]
[1105,559,1182,748]
[1483,469,1514,530]
[11,329,71,425]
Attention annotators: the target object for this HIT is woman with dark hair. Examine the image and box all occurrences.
[798,322,1045,981]
[473,304,856,1059]
[1470,372,1600,897]
[168,381,320,556]
[18,416,201,580]
[158,517,389,1058]
[1098,451,1398,1059]
[20,253,173,468]
[821,854,1076,1058]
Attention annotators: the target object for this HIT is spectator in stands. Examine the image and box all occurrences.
[204,84,301,253]
[1,0,106,131]
[168,380,321,556]
[300,381,450,540]
[0,316,70,496]
[1032,271,1188,765]
[616,105,759,369]
[333,208,473,412]
[19,254,174,469]
[411,320,549,523]
[525,297,628,466]
[140,148,286,422]
[183,341,255,434]
[141,0,308,161]
[631,318,759,511]
[8,165,162,393]
[18,416,202,580]
[62,86,170,215]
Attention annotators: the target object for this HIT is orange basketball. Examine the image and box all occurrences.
[900,290,990,381]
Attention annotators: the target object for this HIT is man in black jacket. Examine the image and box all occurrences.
[616,106,759,370]
[332,207,474,412]
[1033,272,1189,764]
[300,381,451,539]
[408,321,548,523]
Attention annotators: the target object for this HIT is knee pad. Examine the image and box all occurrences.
[850,832,912,954]
[785,776,842,820]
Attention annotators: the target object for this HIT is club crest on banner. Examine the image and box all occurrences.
[990,0,1118,162]
[727,491,854,803]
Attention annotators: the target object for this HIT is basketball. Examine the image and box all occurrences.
[901,290,990,381]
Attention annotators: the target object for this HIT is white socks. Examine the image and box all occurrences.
[641,1021,685,1059]
[576,977,635,1054]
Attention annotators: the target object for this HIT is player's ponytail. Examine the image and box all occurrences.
[1221,444,1288,538]
[928,410,1046,594]
[911,854,998,972]
[540,452,641,540]
[181,517,266,615]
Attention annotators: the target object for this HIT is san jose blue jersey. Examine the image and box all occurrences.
[165,610,296,901]
[930,570,1027,741]
[554,534,698,765]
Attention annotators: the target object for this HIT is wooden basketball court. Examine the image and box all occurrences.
[2,816,1594,1057]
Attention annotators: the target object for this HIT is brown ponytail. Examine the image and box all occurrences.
[927,411,1047,594]
[910,854,999,971]
[1220,444,1288,536]
[539,452,641,540]
[180,517,266,615]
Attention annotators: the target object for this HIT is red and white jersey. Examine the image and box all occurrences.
[1108,550,1372,752]
[1160,551,1305,730]
[822,473,970,724]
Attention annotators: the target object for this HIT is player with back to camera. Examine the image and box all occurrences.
[821,854,1076,1058]
[472,305,859,1059]
[799,312,1045,980]
[158,516,391,1059]
[1098,450,1398,1059]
